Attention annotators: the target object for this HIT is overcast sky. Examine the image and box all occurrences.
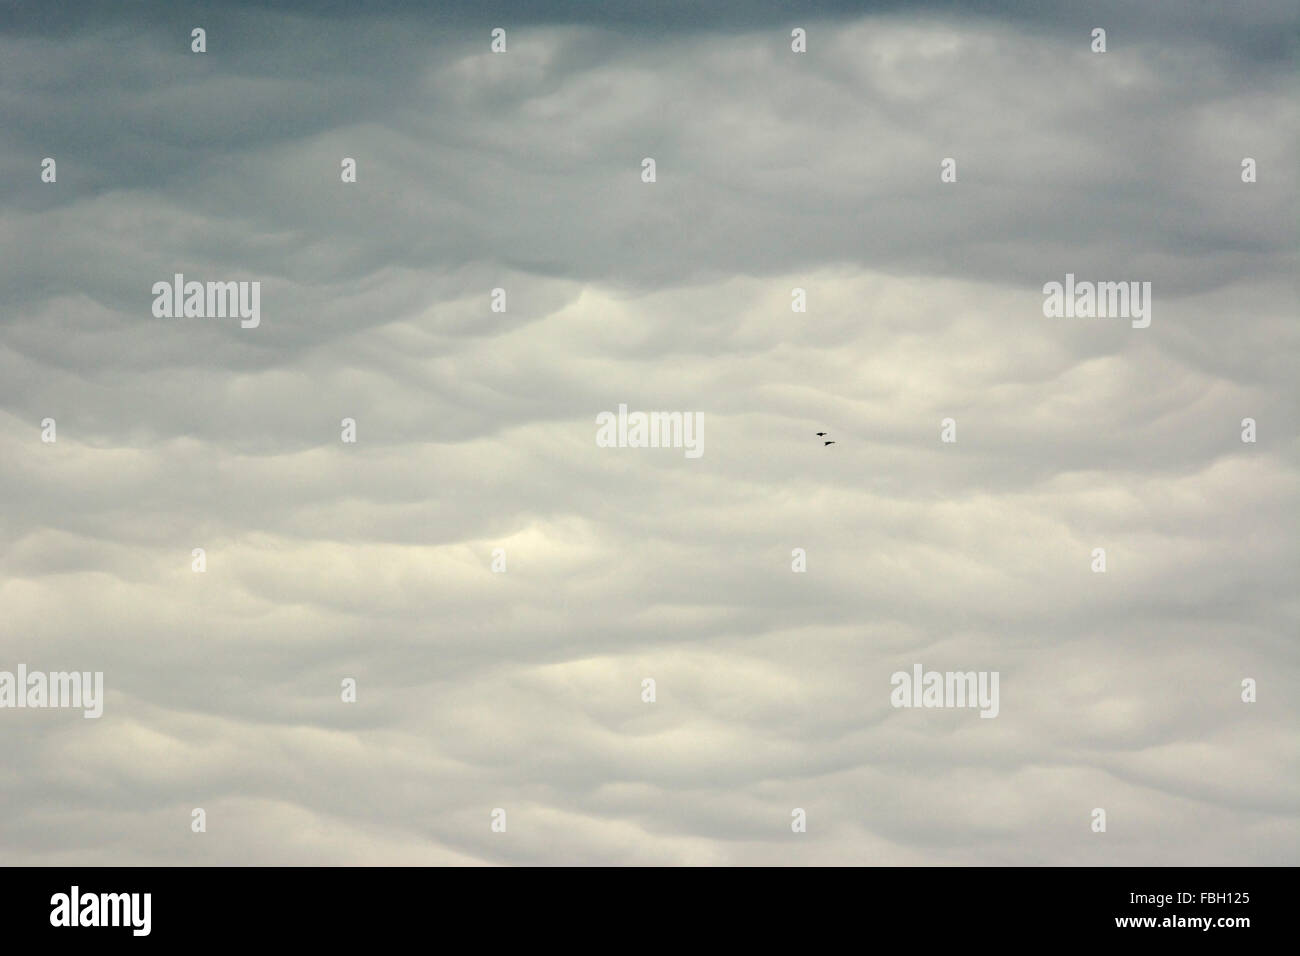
[0,1,1296,865]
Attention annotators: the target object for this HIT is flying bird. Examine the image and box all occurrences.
[824,440,836,446]
[815,432,827,437]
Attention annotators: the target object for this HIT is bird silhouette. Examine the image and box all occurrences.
[815,432,827,437]
[824,440,836,446]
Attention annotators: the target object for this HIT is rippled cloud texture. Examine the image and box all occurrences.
[1,1,1296,865]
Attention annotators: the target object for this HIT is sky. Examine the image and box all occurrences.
[0,0,1296,865]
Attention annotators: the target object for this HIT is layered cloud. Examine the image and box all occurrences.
[0,2,1295,864]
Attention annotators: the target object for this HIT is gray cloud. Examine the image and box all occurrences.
[0,2,1296,865]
